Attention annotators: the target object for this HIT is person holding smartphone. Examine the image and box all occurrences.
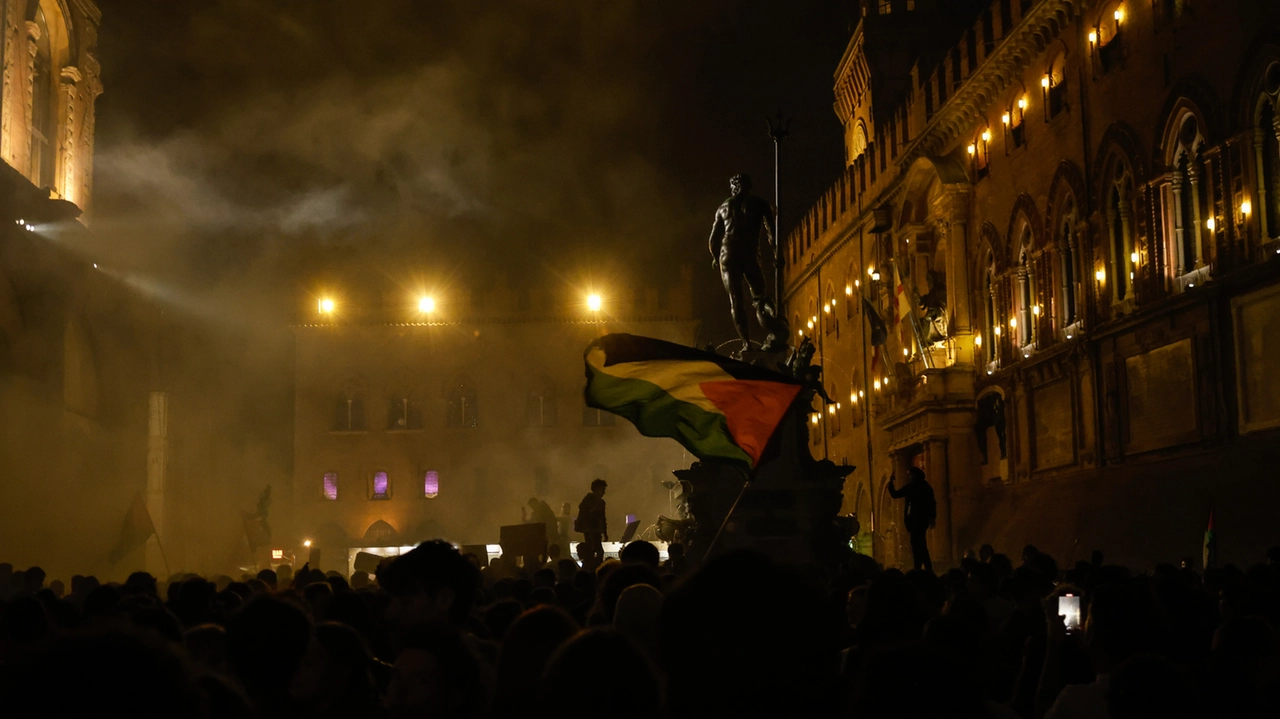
[887,467,937,571]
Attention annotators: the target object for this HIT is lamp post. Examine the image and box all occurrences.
[767,111,791,308]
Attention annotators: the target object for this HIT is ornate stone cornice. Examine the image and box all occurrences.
[903,0,1079,164]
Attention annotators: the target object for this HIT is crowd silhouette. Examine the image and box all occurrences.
[2,540,1279,718]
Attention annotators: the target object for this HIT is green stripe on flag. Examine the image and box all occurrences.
[586,363,754,470]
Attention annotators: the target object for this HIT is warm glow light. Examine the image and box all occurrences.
[828,405,836,415]
[271,549,284,560]
[1130,252,1139,265]
[975,334,983,347]
[807,320,814,329]
[1206,217,1216,231]
[824,304,831,313]
[811,415,819,425]
[798,329,804,337]
[1096,268,1106,282]
[1018,97,1028,110]
[1002,113,1011,125]
[858,390,865,398]
[1032,305,1041,316]
[968,144,977,155]
[1009,317,1017,329]
[1088,30,1097,44]
[867,266,876,276]
[981,130,991,143]
[871,272,881,281]
[418,296,435,313]
[846,285,853,295]
[303,540,312,547]
[1241,200,1253,216]
[994,325,1002,336]
[903,347,909,357]
[883,375,890,385]
[1114,7,1124,23]
[812,315,818,323]
[587,294,603,311]
[1042,76,1051,88]
[319,298,335,314]
[855,279,861,288]
[873,380,881,391]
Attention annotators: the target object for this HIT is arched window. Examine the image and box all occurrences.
[446,380,478,428]
[527,382,557,427]
[969,126,992,179]
[1162,111,1210,284]
[322,472,339,500]
[387,393,423,430]
[1096,1,1125,73]
[333,391,365,431]
[1045,52,1068,119]
[29,5,56,190]
[1005,92,1029,148]
[370,471,391,500]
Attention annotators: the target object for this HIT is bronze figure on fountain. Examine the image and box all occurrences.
[708,173,790,356]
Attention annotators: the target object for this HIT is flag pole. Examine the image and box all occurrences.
[153,532,172,578]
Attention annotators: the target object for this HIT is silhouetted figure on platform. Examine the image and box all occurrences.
[888,467,937,572]
[576,479,608,563]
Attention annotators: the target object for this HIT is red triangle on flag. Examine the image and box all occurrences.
[699,380,803,465]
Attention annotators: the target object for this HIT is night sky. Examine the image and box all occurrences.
[92,0,855,342]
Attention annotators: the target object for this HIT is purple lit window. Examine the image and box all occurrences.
[322,472,338,500]
[372,471,390,500]
[423,470,439,498]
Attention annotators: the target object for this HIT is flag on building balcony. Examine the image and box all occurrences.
[583,333,803,473]
[893,264,915,351]
[108,492,156,564]
[1202,506,1217,570]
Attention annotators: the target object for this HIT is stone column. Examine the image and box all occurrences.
[925,437,952,567]
[1117,189,1134,302]
[1256,128,1270,242]
[944,189,974,365]
[1188,159,1205,268]
[146,392,169,577]
[1171,173,1187,275]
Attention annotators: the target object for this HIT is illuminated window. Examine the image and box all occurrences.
[583,406,616,427]
[1046,55,1068,119]
[423,470,439,498]
[371,471,391,500]
[446,381,478,428]
[322,472,338,500]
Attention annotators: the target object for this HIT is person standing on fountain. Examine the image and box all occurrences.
[576,479,608,563]
[888,467,937,572]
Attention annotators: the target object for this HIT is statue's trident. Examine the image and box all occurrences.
[766,111,791,310]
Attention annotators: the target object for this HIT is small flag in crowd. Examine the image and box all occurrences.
[108,492,156,564]
[1202,506,1216,570]
[584,334,803,473]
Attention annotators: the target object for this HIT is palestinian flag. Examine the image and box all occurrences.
[1202,506,1216,570]
[584,334,803,473]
